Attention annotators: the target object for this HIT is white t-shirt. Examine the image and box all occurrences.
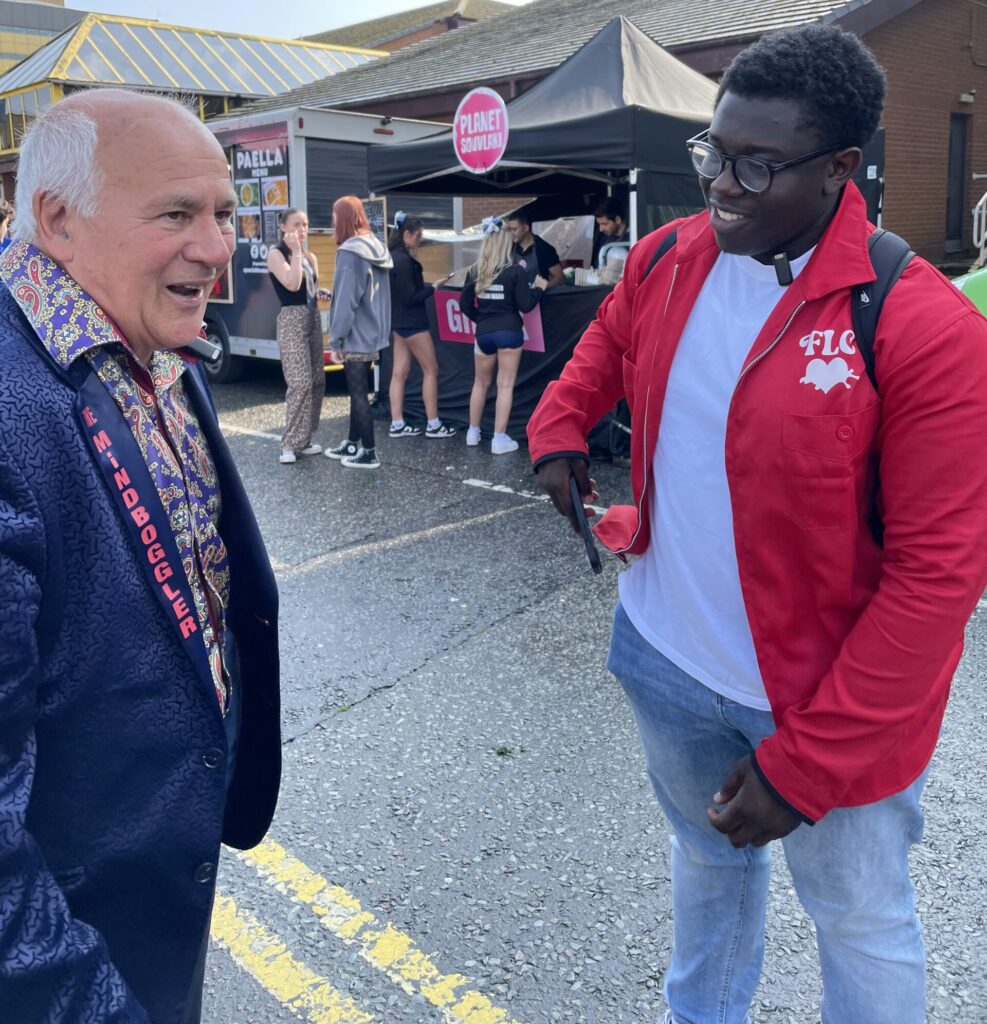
[618,248,813,710]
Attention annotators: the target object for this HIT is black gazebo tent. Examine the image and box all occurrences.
[367,15,717,223]
[366,17,719,439]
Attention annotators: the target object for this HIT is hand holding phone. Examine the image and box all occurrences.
[569,474,603,574]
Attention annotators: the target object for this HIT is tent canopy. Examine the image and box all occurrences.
[367,15,716,196]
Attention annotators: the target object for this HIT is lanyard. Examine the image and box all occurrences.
[76,370,216,701]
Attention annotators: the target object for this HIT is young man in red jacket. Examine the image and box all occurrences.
[529,25,987,1024]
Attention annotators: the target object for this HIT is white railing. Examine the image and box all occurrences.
[972,174,987,268]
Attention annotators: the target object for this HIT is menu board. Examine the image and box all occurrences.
[233,139,290,274]
[362,197,387,244]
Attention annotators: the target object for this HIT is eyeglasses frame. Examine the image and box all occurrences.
[686,130,837,195]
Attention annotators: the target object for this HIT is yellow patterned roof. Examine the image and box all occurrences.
[0,13,385,98]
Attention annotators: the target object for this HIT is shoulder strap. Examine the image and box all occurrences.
[643,228,678,279]
[853,228,914,548]
[853,228,914,391]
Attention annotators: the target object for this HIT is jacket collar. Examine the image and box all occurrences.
[674,181,876,300]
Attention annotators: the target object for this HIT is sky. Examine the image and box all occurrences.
[69,0,534,40]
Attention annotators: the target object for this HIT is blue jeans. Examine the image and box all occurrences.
[607,603,927,1024]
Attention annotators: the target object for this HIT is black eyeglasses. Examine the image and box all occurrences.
[686,130,835,194]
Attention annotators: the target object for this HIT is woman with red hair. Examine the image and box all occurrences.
[325,196,393,469]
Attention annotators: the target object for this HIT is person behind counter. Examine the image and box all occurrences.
[387,211,456,440]
[460,217,548,455]
[266,207,327,465]
[506,209,564,288]
[326,195,392,470]
[594,197,630,269]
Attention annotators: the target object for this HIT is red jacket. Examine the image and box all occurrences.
[528,184,987,821]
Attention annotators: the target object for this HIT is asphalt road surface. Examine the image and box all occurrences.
[201,368,987,1024]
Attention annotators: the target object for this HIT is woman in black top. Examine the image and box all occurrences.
[266,207,328,464]
[459,217,547,455]
[387,212,455,439]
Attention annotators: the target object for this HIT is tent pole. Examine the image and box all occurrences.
[629,168,639,243]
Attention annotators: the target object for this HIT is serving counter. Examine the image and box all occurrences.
[377,283,612,441]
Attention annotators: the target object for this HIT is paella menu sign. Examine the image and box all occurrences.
[453,87,509,174]
[233,139,289,274]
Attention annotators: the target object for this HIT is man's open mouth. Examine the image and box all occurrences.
[167,284,205,299]
[711,207,749,223]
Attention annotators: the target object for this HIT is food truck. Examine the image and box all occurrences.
[204,104,449,382]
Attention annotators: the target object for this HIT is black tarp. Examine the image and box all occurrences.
[367,16,717,198]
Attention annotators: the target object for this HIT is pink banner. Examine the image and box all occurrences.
[433,289,545,353]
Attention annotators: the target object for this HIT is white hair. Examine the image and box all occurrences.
[14,89,204,243]
[14,103,101,243]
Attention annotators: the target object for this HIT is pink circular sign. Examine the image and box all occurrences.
[453,87,509,174]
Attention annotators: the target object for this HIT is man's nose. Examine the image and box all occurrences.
[709,160,746,199]
[187,218,234,269]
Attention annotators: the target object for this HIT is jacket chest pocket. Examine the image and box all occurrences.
[782,404,879,532]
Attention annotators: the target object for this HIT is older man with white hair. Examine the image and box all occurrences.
[0,89,281,1022]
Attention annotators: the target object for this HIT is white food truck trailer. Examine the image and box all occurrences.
[204,104,451,382]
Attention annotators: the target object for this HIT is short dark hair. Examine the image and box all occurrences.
[717,25,886,150]
[594,197,625,222]
[506,208,532,228]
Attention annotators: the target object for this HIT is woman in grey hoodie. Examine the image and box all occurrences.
[325,196,393,470]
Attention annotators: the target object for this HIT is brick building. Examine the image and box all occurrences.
[245,0,987,263]
[862,0,986,258]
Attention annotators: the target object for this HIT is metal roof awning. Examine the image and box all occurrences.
[0,13,385,99]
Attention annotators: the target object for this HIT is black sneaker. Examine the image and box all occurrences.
[389,423,422,438]
[341,447,380,470]
[425,422,457,439]
[325,440,358,460]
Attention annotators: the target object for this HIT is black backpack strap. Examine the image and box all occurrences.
[852,228,914,548]
[643,228,678,279]
[852,228,914,390]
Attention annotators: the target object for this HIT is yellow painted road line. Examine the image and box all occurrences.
[239,841,526,1024]
[210,893,376,1024]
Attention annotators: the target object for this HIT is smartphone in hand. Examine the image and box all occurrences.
[569,475,603,574]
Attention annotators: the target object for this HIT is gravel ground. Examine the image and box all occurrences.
[201,370,987,1023]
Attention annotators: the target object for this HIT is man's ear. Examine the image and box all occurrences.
[33,191,75,263]
[824,147,863,195]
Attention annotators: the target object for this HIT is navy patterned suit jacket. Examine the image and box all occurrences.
[0,286,281,1023]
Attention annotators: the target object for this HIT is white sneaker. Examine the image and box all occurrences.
[299,443,322,456]
[491,435,519,455]
[466,427,481,447]
[279,449,297,464]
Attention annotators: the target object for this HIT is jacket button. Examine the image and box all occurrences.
[836,425,854,441]
[194,863,215,884]
[202,749,223,769]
